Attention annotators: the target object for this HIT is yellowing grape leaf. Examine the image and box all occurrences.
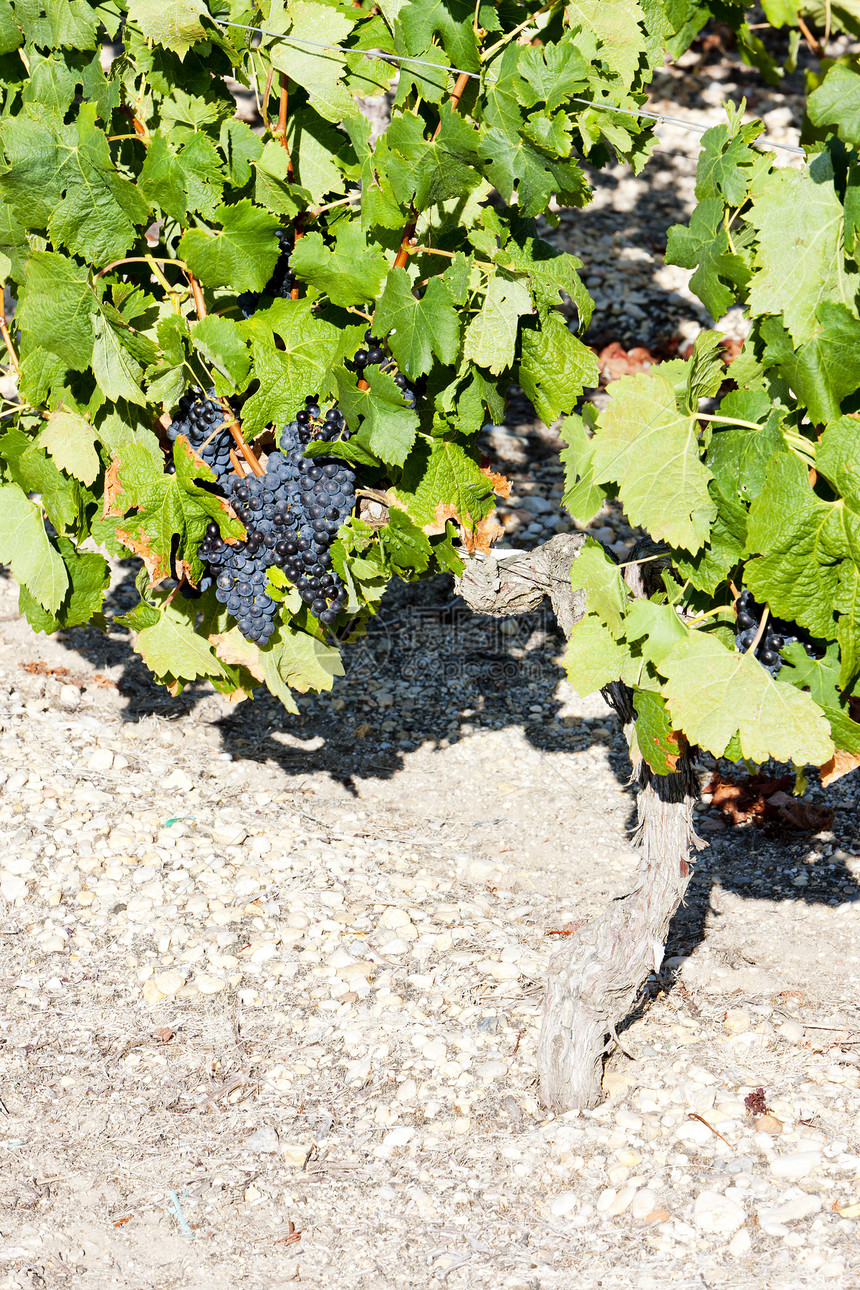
[659,632,833,765]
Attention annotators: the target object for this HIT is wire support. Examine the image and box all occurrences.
[213,18,806,158]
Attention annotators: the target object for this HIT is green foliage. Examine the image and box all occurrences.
[0,0,666,708]
[563,52,860,777]
[2,0,856,775]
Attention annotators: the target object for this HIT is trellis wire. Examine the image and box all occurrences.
[214,17,806,157]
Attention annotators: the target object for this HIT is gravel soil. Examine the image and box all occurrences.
[2,27,860,1290]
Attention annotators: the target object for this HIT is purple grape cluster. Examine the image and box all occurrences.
[191,397,355,643]
[166,388,233,483]
[735,588,826,676]
[353,332,417,408]
[238,229,296,319]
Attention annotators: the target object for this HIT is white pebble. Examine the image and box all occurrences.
[382,1126,414,1149]
[693,1190,746,1235]
[550,1192,578,1217]
[770,1150,823,1181]
[631,1188,658,1220]
[727,1229,752,1257]
[0,874,27,902]
[87,748,114,772]
[596,1187,617,1212]
[195,973,226,995]
[758,1195,822,1225]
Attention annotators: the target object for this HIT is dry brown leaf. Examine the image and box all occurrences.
[480,459,511,498]
[820,747,860,786]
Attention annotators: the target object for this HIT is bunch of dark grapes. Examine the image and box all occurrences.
[735,588,826,676]
[166,388,234,483]
[353,331,417,408]
[276,396,355,626]
[182,330,417,645]
[238,230,296,319]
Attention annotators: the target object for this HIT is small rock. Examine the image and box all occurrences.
[550,1191,577,1217]
[758,1195,822,1225]
[727,1229,752,1257]
[631,1188,658,1220]
[770,1150,823,1181]
[142,980,165,1005]
[164,768,194,791]
[58,684,80,710]
[244,1124,280,1154]
[753,1114,783,1136]
[477,959,521,981]
[195,973,227,995]
[213,824,247,847]
[382,1126,414,1149]
[86,748,114,773]
[724,1008,750,1034]
[693,1190,746,1235]
[778,1020,805,1043]
[607,1185,637,1216]
[596,1187,617,1212]
[152,969,185,997]
[0,875,27,903]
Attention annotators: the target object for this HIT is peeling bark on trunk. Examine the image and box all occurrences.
[456,538,702,1111]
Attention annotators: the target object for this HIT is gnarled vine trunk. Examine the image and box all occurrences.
[457,537,702,1110]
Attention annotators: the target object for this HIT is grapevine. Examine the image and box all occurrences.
[1,0,859,1110]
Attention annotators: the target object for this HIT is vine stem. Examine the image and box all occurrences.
[481,0,556,63]
[94,256,191,281]
[0,287,18,373]
[408,243,495,271]
[746,605,769,655]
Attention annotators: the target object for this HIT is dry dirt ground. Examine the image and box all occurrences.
[2,22,860,1290]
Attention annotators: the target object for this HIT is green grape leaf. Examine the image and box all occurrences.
[835,559,860,692]
[746,151,854,345]
[191,315,251,391]
[393,438,497,533]
[761,306,860,427]
[695,120,764,204]
[18,538,109,633]
[778,640,842,710]
[518,314,598,424]
[570,537,628,635]
[37,408,100,485]
[0,482,68,612]
[271,620,345,694]
[565,614,627,697]
[706,389,786,501]
[674,481,746,594]
[219,118,263,187]
[398,0,479,72]
[464,273,532,375]
[16,252,94,370]
[745,451,860,639]
[92,313,147,407]
[133,597,231,683]
[13,0,98,52]
[817,414,860,507]
[270,1,358,125]
[477,124,589,218]
[633,688,685,775]
[179,200,281,291]
[590,371,715,553]
[659,631,834,764]
[379,508,434,574]
[566,0,648,83]
[0,0,22,54]
[666,197,750,321]
[624,599,688,664]
[0,427,80,532]
[335,365,420,468]
[559,411,613,523]
[240,299,341,437]
[373,267,460,379]
[807,64,860,145]
[104,438,244,584]
[289,222,388,309]
[127,0,210,59]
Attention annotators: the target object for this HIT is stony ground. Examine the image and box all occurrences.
[2,24,860,1290]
